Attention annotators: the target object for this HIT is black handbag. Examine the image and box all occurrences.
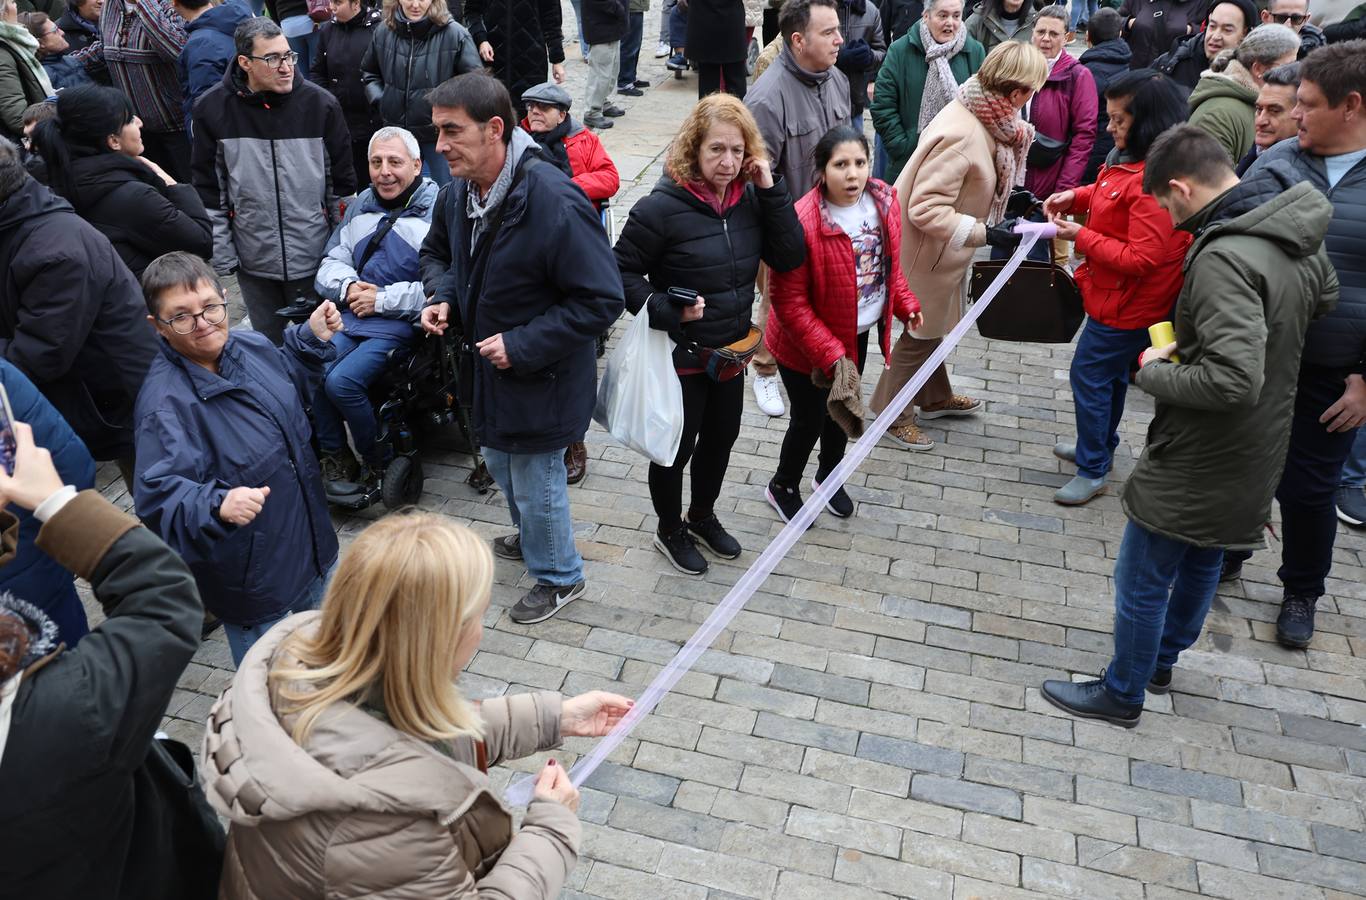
[1027,132,1069,168]
[970,259,1084,344]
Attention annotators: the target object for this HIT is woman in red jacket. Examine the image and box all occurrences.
[1043,69,1190,506]
[766,126,921,522]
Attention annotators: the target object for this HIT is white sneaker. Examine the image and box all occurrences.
[654,40,670,58]
[753,373,785,416]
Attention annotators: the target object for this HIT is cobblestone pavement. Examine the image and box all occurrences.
[87,14,1366,899]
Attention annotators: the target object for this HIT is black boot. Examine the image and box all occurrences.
[1276,592,1318,649]
[1041,677,1141,728]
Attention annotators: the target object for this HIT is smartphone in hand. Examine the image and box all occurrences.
[666,287,700,307]
[0,384,16,476]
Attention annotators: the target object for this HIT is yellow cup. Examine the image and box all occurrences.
[1148,321,1180,364]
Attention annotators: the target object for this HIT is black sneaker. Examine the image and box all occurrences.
[654,524,708,575]
[633,79,650,88]
[687,513,741,559]
[603,104,626,117]
[1276,592,1318,649]
[1147,668,1172,694]
[765,479,804,523]
[492,534,522,560]
[617,85,644,96]
[1337,486,1366,527]
[320,450,358,485]
[1220,555,1244,582]
[509,581,585,624]
[812,475,854,518]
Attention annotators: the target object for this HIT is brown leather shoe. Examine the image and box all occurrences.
[565,441,588,485]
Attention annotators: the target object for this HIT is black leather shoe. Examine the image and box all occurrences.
[1277,592,1318,648]
[1220,556,1243,582]
[1041,678,1141,728]
[1147,668,1172,694]
[617,85,644,96]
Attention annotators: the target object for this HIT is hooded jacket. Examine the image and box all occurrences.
[1187,58,1257,164]
[61,151,213,279]
[615,173,805,365]
[1080,37,1131,183]
[0,177,156,460]
[465,0,565,111]
[190,63,356,281]
[1250,138,1366,372]
[767,180,920,373]
[871,25,984,185]
[201,612,579,900]
[56,7,100,52]
[313,1,383,142]
[1153,30,1209,91]
[1123,165,1339,549]
[361,11,482,143]
[0,490,217,900]
[746,47,853,198]
[177,0,251,134]
[1024,50,1097,197]
[1119,0,1207,69]
[133,328,339,627]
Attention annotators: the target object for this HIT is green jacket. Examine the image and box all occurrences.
[0,32,50,139]
[1187,66,1257,166]
[871,27,984,182]
[1122,164,1339,550]
[964,5,1038,53]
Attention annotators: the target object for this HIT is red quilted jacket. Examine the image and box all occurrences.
[767,180,920,374]
[1072,158,1191,330]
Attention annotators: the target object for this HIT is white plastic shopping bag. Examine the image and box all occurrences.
[593,312,684,466]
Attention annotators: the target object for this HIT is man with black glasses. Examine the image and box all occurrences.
[190,16,355,345]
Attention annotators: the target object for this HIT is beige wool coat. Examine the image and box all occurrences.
[201,613,580,899]
[893,98,1000,340]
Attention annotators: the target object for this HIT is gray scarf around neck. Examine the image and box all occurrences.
[466,127,537,247]
[918,19,968,133]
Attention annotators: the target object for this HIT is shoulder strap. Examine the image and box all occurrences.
[355,211,401,278]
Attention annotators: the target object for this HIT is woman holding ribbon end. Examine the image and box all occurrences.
[868,39,1048,452]
[614,93,804,578]
[200,511,634,899]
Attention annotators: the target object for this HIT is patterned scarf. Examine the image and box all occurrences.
[918,19,967,133]
[957,75,1034,225]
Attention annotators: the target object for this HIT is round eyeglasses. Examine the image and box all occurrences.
[158,302,228,335]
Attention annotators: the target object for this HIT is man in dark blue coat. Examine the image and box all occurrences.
[173,0,252,135]
[419,73,623,626]
[132,251,342,665]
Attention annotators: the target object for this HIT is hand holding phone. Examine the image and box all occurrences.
[0,419,65,512]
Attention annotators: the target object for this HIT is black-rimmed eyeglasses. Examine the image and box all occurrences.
[246,51,300,68]
[158,303,228,334]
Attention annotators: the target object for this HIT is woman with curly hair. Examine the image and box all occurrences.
[614,93,805,576]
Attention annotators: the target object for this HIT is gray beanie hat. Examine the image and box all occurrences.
[521,81,572,112]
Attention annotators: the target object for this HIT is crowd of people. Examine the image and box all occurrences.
[0,0,1364,894]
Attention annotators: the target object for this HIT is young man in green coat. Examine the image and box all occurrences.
[870,0,983,181]
[1042,125,1338,728]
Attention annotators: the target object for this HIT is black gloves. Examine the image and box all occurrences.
[837,39,875,71]
[985,219,1024,250]
[1005,188,1040,219]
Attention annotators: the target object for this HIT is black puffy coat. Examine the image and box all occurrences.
[0,178,156,459]
[1152,30,1207,91]
[1119,0,1208,69]
[687,0,747,64]
[614,175,805,367]
[58,152,213,280]
[581,0,627,45]
[361,12,483,143]
[313,2,383,145]
[466,0,565,111]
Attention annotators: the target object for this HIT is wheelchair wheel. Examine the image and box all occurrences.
[382,456,424,509]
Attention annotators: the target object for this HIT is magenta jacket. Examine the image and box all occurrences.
[1024,52,1098,198]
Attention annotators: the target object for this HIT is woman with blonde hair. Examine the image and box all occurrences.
[361,0,482,186]
[200,512,633,898]
[869,39,1048,451]
[615,93,804,576]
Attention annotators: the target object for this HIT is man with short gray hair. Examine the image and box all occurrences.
[190,16,356,345]
[1236,60,1299,173]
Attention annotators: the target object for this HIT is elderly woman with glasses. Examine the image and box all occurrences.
[133,251,344,667]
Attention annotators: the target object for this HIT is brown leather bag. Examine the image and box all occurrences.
[970,259,1084,344]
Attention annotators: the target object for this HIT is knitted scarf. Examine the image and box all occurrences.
[918,19,967,133]
[0,23,55,102]
[957,75,1034,225]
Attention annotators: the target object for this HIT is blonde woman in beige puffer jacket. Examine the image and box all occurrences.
[199,512,633,899]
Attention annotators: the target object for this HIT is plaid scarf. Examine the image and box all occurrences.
[957,75,1034,225]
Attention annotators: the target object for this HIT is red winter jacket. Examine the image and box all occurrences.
[520,118,620,209]
[767,179,920,374]
[1071,158,1192,330]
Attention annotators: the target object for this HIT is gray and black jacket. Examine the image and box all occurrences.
[1250,138,1366,375]
[190,64,357,283]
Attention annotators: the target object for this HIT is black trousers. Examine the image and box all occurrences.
[697,59,748,100]
[648,370,744,530]
[141,130,191,183]
[774,329,869,487]
[1231,364,1359,597]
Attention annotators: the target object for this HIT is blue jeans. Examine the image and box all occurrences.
[1071,0,1098,29]
[569,0,586,53]
[223,563,334,666]
[420,142,452,187]
[1342,426,1366,488]
[483,447,584,586]
[873,133,888,181]
[314,331,405,466]
[851,113,864,134]
[1069,319,1152,478]
[1104,522,1224,706]
[618,10,644,87]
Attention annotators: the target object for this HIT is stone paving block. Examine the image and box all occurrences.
[870,683,973,726]
[580,823,667,872]
[708,788,789,829]
[901,831,1021,885]
[1311,823,1366,863]
[751,711,859,755]
[953,876,1057,899]
[917,720,1024,763]
[655,845,779,899]
[963,812,1077,864]
[814,699,921,742]
[673,781,718,814]
[1021,857,1145,900]
[802,748,913,797]
[1242,783,1363,830]
[606,798,727,851]
[849,788,965,839]
[1075,775,1190,825]
[969,704,1073,744]
[583,761,681,806]
[785,806,903,858]
[768,662,871,705]
[1022,736,1129,783]
[726,633,829,671]
[1189,799,1315,849]
[833,849,955,899]
[1171,694,1282,733]
[1232,727,1348,772]
[583,861,709,900]
[1130,761,1245,806]
[739,764,852,815]
[1138,820,1259,872]
[883,594,973,629]
[1194,862,1328,900]
[1074,837,1198,890]
[633,743,743,790]
[858,733,966,777]
[825,651,926,690]
[695,726,804,773]
[1256,843,1366,893]
[1025,796,1136,844]
[912,773,1023,820]
[718,822,838,879]
[963,756,1073,802]
[775,870,898,900]
[654,694,758,734]
[924,668,1026,709]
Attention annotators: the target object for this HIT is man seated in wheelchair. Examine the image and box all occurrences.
[313,125,439,492]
